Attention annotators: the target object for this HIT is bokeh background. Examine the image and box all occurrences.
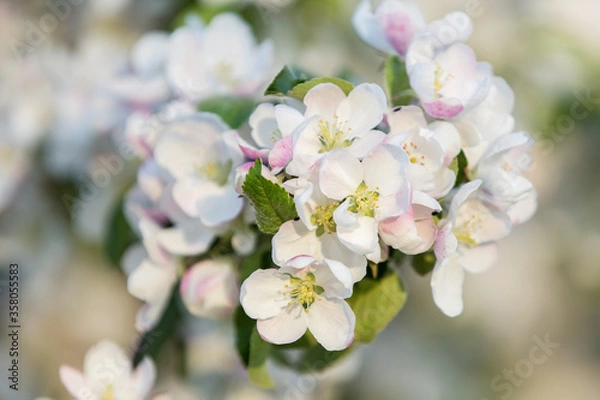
[1,0,599,399]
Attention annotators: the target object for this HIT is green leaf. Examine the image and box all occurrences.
[384,55,415,107]
[242,159,298,234]
[265,65,315,96]
[104,199,137,268]
[234,306,255,367]
[412,251,436,276]
[198,97,256,128]
[248,326,274,388]
[287,77,355,101]
[295,344,354,372]
[133,283,182,367]
[348,270,407,343]
[452,150,470,186]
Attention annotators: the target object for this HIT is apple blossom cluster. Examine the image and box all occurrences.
[56,1,537,395]
[117,13,274,332]
[236,0,536,350]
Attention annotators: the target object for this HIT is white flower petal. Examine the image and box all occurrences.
[157,219,216,256]
[304,83,346,119]
[130,357,156,397]
[307,299,355,351]
[154,134,197,179]
[59,366,87,398]
[352,0,396,54]
[240,269,289,320]
[458,243,497,274]
[257,308,307,345]
[431,256,465,317]
[337,83,386,135]
[127,259,176,303]
[195,182,244,227]
[319,149,362,200]
[336,213,379,257]
[181,260,239,318]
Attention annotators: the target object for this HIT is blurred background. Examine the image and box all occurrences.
[0,0,599,399]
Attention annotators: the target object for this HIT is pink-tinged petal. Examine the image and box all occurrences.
[434,221,458,261]
[304,83,347,119]
[130,357,156,397]
[239,142,269,162]
[337,83,387,136]
[431,256,465,317]
[319,149,363,200]
[307,298,355,351]
[422,99,464,119]
[387,105,428,135]
[257,308,308,345]
[157,219,216,256]
[59,366,87,398]
[240,269,289,319]
[181,260,239,318]
[268,134,293,171]
[352,0,396,54]
[195,182,244,227]
[458,243,497,274]
[376,0,426,56]
[379,208,436,255]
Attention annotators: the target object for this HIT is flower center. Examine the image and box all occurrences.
[453,214,483,248]
[284,273,324,312]
[101,384,115,400]
[269,128,283,143]
[433,64,454,98]
[402,141,426,166]
[214,61,237,89]
[317,116,353,153]
[310,203,338,237]
[196,159,232,186]
[348,182,380,217]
